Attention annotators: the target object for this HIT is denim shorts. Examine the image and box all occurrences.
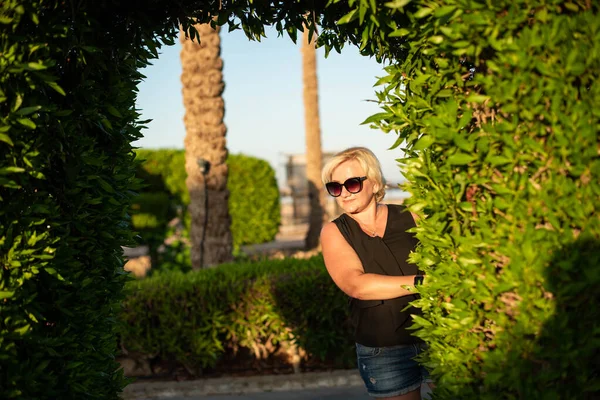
[356,342,430,398]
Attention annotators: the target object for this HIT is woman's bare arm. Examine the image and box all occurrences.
[320,222,417,300]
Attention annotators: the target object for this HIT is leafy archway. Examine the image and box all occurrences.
[1,1,598,399]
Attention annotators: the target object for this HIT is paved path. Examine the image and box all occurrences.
[123,370,433,400]
[123,370,366,400]
[166,386,370,400]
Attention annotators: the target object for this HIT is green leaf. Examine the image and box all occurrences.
[337,9,358,25]
[81,46,99,53]
[16,106,42,116]
[388,134,405,150]
[17,118,36,129]
[414,7,433,19]
[384,0,411,8]
[413,135,435,150]
[453,135,473,152]
[428,36,444,44]
[15,324,31,335]
[389,28,410,37]
[0,167,25,175]
[374,74,394,86]
[13,94,23,112]
[0,133,14,146]
[369,0,377,12]
[47,81,66,96]
[564,2,579,12]
[451,40,470,48]
[45,268,64,281]
[488,156,511,166]
[459,202,474,212]
[466,94,490,103]
[0,291,15,299]
[97,178,115,193]
[448,153,476,165]
[106,105,122,118]
[361,112,392,125]
[0,177,20,188]
[54,109,73,117]
[101,118,113,131]
[358,2,367,25]
[434,5,457,17]
[27,61,48,70]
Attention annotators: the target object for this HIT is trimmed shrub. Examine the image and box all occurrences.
[118,256,354,373]
[135,149,189,204]
[130,192,174,231]
[228,154,281,248]
[132,150,281,251]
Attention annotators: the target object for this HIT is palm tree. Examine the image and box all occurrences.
[180,23,233,268]
[301,27,326,250]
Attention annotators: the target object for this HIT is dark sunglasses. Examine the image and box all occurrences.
[325,176,367,197]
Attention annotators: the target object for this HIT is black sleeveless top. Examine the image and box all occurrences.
[333,204,422,347]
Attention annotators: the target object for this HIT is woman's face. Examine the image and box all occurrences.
[329,159,378,214]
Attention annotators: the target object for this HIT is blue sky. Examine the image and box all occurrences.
[135,27,406,188]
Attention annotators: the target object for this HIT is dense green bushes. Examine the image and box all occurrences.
[4,0,598,398]
[339,1,600,399]
[0,1,157,397]
[2,2,292,392]
[119,256,354,373]
[1,2,310,399]
[132,150,280,254]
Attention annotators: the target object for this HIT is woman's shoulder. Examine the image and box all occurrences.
[321,220,338,236]
[320,220,349,247]
[323,213,357,243]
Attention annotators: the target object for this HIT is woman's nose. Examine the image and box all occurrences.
[340,186,351,197]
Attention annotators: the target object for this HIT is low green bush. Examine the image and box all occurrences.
[118,256,354,373]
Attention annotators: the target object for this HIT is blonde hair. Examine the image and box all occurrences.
[321,147,386,202]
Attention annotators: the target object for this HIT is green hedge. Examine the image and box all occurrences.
[5,0,598,398]
[228,154,281,247]
[118,256,354,373]
[132,150,281,251]
[0,1,158,397]
[338,1,600,399]
[135,149,189,204]
[0,2,338,399]
[130,192,174,231]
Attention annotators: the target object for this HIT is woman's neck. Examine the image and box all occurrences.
[348,201,381,236]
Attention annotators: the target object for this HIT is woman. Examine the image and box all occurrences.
[320,147,431,400]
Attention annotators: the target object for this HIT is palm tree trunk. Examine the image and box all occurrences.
[180,23,233,268]
[301,28,326,250]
